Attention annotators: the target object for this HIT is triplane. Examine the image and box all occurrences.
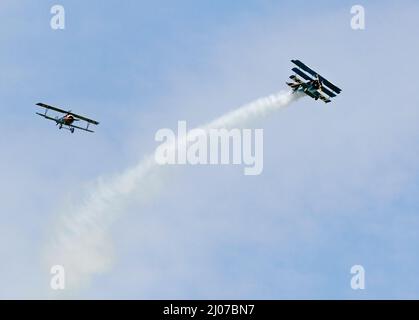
[35,103,99,133]
[287,59,342,103]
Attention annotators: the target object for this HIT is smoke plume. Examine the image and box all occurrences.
[44,90,302,294]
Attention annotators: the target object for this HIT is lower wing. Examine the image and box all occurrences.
[317,91,331,103]
[36,112,58,123]
[67,123,95,133]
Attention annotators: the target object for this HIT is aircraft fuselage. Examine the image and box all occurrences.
[58,114,75,126]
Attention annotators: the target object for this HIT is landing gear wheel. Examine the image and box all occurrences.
[70,128,75,134]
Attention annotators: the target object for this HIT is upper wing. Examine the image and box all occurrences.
[292,67,313,81]
[67,112,99,125]
[36,102,68,114]
[291,60,318,77]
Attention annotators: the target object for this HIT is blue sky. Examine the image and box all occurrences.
[1,0,419,299]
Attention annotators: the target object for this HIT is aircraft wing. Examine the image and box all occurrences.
[289,75,302,82]
[67,112,99,125]
[291,60,318,77]
[291,60,342,94]
[292,67,313,81]
[319,86,336,98]
[67,123,95,133]
[317,91,332,103]
[36,112,58,122]
[304,90,318,100]
[36,102,68,114]
[297,83,330,103]
[318,76,342,94]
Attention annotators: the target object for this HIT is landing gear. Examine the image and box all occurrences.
[59,124,63,129]
[70,127,75,134]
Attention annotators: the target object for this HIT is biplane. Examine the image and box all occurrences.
[35,103,99,133]
[286,59,342,103]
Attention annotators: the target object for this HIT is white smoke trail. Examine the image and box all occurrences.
[44,90,302,294]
